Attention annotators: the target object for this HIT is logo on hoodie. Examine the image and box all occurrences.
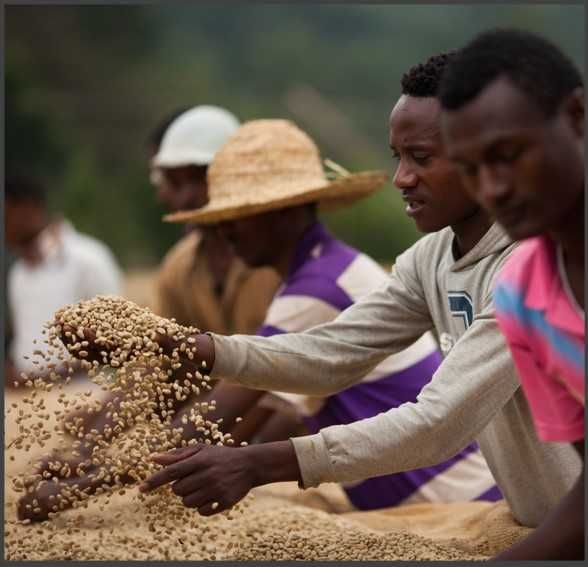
[448,291,474,328]
[440,292,475,355]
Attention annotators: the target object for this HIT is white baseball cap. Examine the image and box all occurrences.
[152,105,240,168]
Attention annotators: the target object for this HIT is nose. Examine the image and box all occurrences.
[155,182,176,209]
[478,165,511,207]
[392,159,418,190]
[217,221,234,241]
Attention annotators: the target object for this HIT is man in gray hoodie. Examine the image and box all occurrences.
[135,53,578,527]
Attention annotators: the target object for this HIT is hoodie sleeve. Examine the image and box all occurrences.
[291,287,520,489]
[211,240,434,395]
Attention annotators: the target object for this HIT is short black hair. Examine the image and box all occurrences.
[146,106,191,152]
[439,29,583,116]
[5,175,47,205]
[401,51,458,98]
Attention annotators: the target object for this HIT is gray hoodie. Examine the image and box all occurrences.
[212,223,581,527]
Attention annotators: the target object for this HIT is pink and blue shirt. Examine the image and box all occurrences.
[494,235,585,443]
[259,222,501,509]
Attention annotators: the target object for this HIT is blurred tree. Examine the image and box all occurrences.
[5,4,584,267]
[5,66,67,188]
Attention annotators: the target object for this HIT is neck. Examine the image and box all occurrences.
[272,216,316,278]
[451,207,493,258]
[549,189,585,267]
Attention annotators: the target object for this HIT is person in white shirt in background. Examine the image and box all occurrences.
[5,175,122,387]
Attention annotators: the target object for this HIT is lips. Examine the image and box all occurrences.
[402,193,426,216]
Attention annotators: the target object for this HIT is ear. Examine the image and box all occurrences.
[564,87,584,138]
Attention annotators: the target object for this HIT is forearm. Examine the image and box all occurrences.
[172,275,431,396]
[494,467,584,560]
[247,440,302,487]
[292,319,520,487]
[210,312,429,396]
[171,381,265,442]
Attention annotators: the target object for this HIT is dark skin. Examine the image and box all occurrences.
[137,95,497,514]
[5,198,50,266]
[389,95,492,257]
[165,206,314,446]
[442,78,585,307]
[155,164,234,295]
[442,77,585,561]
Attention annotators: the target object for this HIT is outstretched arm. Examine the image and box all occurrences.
[139,441,301,515]
[189,256,433,396]
[290,306,522,488]
[139,306,521,517]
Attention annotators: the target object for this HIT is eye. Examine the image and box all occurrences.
[390,149,400,162]
[497,145,523,163]
[411,151,430,165]
[460,163,478,177]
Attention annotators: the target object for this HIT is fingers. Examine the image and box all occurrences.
[170,470,209,497]
[17,482,65,523]
[150,445,202,465]
[179,486,210,509]
[153,331,176,355]
[192,500,223,517]
[139,447,205,492]
[179,490,224,516]
[59,324,102,355]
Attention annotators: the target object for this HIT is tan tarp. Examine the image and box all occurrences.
[5,384,532,560]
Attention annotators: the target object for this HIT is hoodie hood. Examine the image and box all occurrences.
[451,222,514,272]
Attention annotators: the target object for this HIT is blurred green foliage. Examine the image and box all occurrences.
[5,4,584,267]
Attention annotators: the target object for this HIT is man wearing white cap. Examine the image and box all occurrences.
[149,105,281,336]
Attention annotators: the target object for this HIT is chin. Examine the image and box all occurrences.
[244,258,266,268]
[414,219,445,234]
[500,221,542,242]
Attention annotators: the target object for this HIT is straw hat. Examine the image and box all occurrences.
[164,119,388,225]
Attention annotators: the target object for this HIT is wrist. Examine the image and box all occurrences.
[163,332,215,375]
[245,440,302,488]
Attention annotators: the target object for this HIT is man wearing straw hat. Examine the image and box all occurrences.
[148,105,281,337]
[137,52,580,527]
[152,117,500,510]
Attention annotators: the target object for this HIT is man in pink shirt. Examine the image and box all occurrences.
[440,29,584,560]
[493,240,584,442]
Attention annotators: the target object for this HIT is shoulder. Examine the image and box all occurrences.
[391,229,450,292]
[493,237,550,331]
[335,253,388,302]
[238,265,282,295]
[160,231,201,269]
[7,259,26,287]
[158,231,201,281]
[264,282,343,333]
[496,236,550,289]
[68,229,120,271]
[285,237,384,310]
[396,228,451,268]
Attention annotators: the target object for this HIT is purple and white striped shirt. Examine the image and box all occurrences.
[259,222,500,509]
